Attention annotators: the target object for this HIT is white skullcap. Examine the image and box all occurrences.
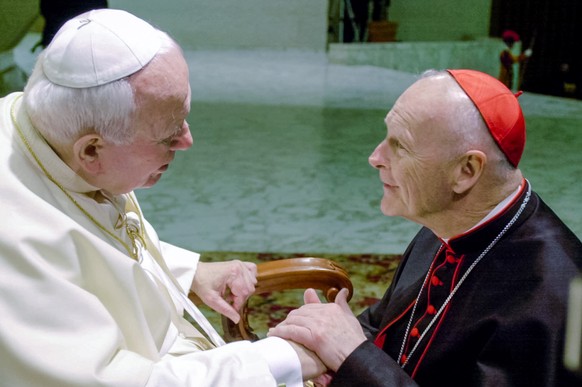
[43,9,162,88]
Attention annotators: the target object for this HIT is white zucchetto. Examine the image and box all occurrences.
[42,9,161,88]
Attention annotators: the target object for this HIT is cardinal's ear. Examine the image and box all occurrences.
[452,150,486,194]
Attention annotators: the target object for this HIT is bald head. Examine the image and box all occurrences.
[388,72,496,163]
[129,43,191,140]
[397,71,517,174]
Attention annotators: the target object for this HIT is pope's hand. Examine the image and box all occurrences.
[190,260,257,323]
[268,288,367,372]
[287,340,328,380]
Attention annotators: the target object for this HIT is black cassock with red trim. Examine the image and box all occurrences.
[331,181,582,386]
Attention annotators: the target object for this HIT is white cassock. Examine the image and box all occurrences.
[0,92,302,387]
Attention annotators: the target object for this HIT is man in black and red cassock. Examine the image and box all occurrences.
[269,69,582,386]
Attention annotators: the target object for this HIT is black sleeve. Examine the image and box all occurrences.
[331,340,419,387]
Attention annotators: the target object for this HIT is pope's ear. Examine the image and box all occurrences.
[73,134,104,175]
[453,150,486,194]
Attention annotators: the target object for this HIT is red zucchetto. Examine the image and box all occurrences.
[447,69,526,167]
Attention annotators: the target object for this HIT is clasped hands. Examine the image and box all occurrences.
[269,288,367,383]
[190,260,366,383]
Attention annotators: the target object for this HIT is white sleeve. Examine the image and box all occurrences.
[252,337,303,387]
[155,242,302,386]
[146,337,303,386]
[0,230,286,387]
[139,213,199,295]
[159,241,200,294]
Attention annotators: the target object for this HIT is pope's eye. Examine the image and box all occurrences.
[159,136,174,146]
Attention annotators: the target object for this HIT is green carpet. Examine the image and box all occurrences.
[197,252,401,339]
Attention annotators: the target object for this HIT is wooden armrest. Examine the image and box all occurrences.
[222,257,353,342]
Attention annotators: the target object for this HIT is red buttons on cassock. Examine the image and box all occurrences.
[401,354,407,364]
[446,254,457,264]
[427,305,436,315]
[431,275,442,286]
[410,327,419,337]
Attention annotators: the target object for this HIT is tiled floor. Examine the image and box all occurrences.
[13,39,582,254]
[135,49,582,255]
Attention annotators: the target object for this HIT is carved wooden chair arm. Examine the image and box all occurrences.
[222,257,353,342]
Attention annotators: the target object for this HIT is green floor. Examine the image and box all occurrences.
[8,41,581,255]
[135,53,582,255]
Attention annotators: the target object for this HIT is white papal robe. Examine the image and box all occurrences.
[0,92,301,386]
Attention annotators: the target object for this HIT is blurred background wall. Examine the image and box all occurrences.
[110,0,329,51]
[2,0,581,98]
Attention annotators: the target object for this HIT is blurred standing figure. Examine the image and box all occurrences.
[498,29,531,90]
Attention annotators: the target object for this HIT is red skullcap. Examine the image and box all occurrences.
[447,69,526,167]
[502,30,520,43]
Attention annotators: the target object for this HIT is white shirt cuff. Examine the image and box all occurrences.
[252,336,303,387]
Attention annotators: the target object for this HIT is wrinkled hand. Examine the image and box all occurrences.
[190,260,257,323]
[287,340,328,381]
[268,288,367,372]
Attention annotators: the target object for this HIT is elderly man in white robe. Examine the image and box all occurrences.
[0,8,323,386]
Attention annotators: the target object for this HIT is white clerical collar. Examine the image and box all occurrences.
[442,183,524,243]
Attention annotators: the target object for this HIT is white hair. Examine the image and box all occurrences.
[23,30,177,146]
